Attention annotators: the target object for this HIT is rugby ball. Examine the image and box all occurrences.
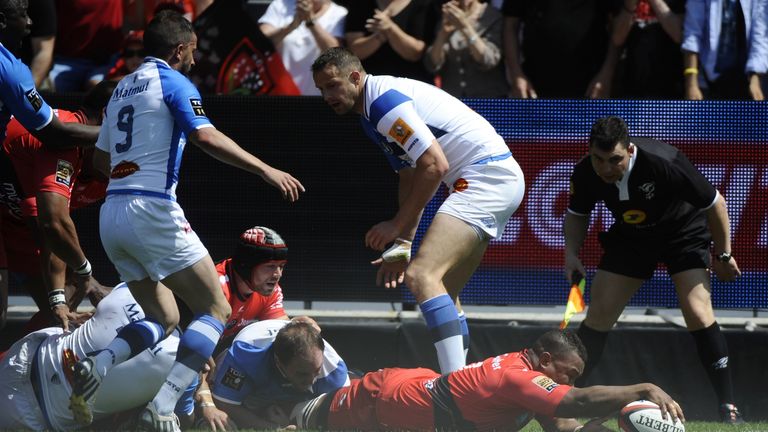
[619,400,685,432]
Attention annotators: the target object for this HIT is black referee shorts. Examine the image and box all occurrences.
[597,228,712,280]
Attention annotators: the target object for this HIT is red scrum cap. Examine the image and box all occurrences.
[232,226,288,281]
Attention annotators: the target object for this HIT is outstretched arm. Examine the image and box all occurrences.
[555,383,684,422]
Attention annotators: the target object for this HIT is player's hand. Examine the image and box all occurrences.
[642,384,685,424]
[564,253,586,283]
[200,404,230,431]
[371,257,407,289]
[262,167,305,202]
[578,414,614,431]
[365,220,400,251]
[713,256,741,282]
[52,304,90,331]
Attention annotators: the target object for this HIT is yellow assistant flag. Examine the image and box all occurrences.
[559,272,586,329]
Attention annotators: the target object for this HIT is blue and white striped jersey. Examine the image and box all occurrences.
[96,57,213,200]
[211,319,350,409]
[0,43,53,140]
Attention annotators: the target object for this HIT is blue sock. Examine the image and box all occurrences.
[152,314,223,415]
[421,294,465,373]
[93,318,165,376]
[458,311,469,360]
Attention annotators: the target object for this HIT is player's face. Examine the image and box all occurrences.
[0,0,31,50]
[276,348,324,390]
[589,142,634,184]
[314,65,361,115]
[540,351,584,386]
[239,260,286,297]
[178,33,197,75]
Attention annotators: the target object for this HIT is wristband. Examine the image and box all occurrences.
[683,67,699,76]
[48,289,66,308]
[75,259,92,277]
[468,34,479,44]
[199,402,216,408]
[197,390,212,396]
[381,238,412,263]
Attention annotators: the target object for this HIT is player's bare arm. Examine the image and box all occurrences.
[92,148,112,179]
[555,383,684,423]
[35,115,101,149]
[563,212,589,281]
[365,141,448,251]
[189,127,305,202]
[705,192,741,281]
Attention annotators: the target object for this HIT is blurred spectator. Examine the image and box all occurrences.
[48,0,123,92]
[612,0,685,98]
[106,31,144,81]
[19,0,56,88]
[682,0,768,100]
[124,0,213,30]
[259,0,348,95]
[502,0,619,98]
[345,0,440,83]
[425,0,508,97]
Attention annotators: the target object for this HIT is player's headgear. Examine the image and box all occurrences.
[232,226,288,281]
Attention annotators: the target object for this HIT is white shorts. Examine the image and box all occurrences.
[439,156,525,239]
[99,194,209,282]
[0,332,49,431]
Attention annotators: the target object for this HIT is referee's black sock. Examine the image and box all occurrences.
[690,322,735,406]
[575,323,609,386]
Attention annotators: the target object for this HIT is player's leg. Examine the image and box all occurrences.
[672,268,741,423]
[577,270,644,383]
[406,213,483,373]
[145,254,231,421]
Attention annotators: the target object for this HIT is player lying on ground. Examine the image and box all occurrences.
[289,329,684,432]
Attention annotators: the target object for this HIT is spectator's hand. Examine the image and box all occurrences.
[199,404,230,431]
[508,72,537,98]
[585,69,612,99]
[261,167,305,202]
[442,1,471,33]
[623,0,639,14]
[564,253,586,283]
[642,384,685,424]
[367,9,396,35]
[365,220,400,251]
[371,257,407,289]
[713,256,741,282]
[295,0,313,23]
[684,80,703,100]
[748,74,764,101]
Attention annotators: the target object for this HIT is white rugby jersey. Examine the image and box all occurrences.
[30,284,178,431]
[96,57,213,200]
[360,75,512,186]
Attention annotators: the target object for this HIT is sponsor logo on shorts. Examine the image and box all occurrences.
[453,178,469,192]
[55,159,75,186]
[622,209,647,224]
[388,118,413,146]
[110,161,140,178]
[532,375,558,392]
[25,88,43,111]
[222,366,246,390]
[189,98,206,116]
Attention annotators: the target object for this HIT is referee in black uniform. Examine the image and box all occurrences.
[564,116,743,423]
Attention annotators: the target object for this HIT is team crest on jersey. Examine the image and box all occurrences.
[638,182,655,199]
[622,209,647,224]
[453,178,469,192]
[55,159,75,186]
[388,118,413,146]
[189,98,206,116]
[222,366,246,390]
[111,161,140,178]
[532,375,558,393]
[25,88,43,111]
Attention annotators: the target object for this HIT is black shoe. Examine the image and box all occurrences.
[719,403,745,424]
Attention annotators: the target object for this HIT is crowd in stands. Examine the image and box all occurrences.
[21,0,768,99]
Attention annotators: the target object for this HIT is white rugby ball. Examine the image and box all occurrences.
[619,400,685,432]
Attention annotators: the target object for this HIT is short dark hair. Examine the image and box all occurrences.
[311,47,365,75]
[589,116,630,152]
[273,321,324,365]
[81,80,118,117]
[143,9,194,59]
[532,329,587,364]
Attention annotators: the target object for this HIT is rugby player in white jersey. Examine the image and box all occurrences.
[69,10,305,432]
[312,47,525,374]
[0,283,181,431]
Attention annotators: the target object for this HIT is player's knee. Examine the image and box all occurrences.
[404,264,439,297]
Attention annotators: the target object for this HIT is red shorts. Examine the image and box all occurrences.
[328,368,438,431]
